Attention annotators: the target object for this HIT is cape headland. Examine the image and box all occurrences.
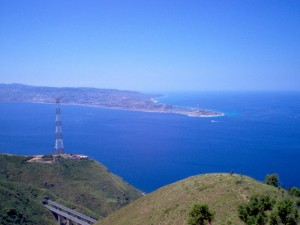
[0,83,223,117]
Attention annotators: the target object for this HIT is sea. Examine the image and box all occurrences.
[0,92,299,193]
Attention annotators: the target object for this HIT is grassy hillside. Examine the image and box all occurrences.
[97,173,300,225]
[0,154,143,225]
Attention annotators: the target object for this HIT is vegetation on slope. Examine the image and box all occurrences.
[238,195,299,224]
[0,154,143,225]
[96,173,300,225]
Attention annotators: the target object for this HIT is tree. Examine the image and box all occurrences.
[265,174,279,187]
[238,195,275,225]
[188,204,215,225]
[276,200,299,225]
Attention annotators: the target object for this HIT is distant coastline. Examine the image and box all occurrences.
[0,83,223,117]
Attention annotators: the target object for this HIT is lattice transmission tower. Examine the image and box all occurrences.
[54,98,64,155]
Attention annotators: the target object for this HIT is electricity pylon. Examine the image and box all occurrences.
[54,97,64,155]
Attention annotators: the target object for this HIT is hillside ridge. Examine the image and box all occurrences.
[96,173,300,225]
[0,154,143,225]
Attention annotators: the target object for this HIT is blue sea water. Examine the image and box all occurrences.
[0,92,299,193]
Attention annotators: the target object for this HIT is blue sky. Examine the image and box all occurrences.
[0,0,299,91]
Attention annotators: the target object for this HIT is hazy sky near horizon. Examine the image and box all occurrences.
[0,1,299,92]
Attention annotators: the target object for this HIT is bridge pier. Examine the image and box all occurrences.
[57,215,79,225]
[57,214,61,225]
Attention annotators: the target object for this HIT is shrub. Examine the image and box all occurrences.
[188,204,215,225]
[289,187,300,197]
[238,195,300,225]
[238,195,275,225]
[276,200,299,225]
[265,174,279,187]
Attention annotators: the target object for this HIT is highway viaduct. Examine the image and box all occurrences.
[43,198,97,225]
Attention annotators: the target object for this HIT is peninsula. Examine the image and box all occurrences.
[0,83,222,117]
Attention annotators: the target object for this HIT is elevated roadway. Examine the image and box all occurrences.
[43,198,97,225]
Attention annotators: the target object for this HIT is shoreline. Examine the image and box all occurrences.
[1,100,224,118]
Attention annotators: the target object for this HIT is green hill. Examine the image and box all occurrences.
[0,154,143,225]
[96,173,300,225]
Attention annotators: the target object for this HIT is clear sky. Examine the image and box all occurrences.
[0,0,299,91]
